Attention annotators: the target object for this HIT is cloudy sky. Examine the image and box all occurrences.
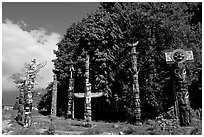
[2,2,100,91]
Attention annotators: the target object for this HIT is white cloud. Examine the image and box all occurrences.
[2,19,61,91]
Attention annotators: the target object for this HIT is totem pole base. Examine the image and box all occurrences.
[65,112,74,120]
[48,115,56,135]
[84,115,92,128]
[24,120,31,128]
[71,117,75,120]
[84,123,92,128]
[24,124,28,128]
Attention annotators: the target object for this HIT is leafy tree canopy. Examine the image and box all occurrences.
[52,2,201,121]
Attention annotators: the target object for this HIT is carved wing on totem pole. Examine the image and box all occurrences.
[25,61,47,74]
[91,92,104,98]
[74,92,104,98]
[35,61,47,73]
[74,93,85,98]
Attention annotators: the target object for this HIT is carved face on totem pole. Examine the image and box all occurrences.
[177,89,189,106]
[27,84,33,91]
[172,49,191,126]
[173,51,185,62]
[173,63,189,106]
[83,82,92,127]
[164,48,194,126]
[173,64,187,81]
[172,49,188,82]
[85,83,91,109]
[171,49,189,106]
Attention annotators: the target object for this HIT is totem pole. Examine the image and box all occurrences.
[51,74,57,117]
[24,59,36,127]
[84,55,92,127]
[128,41,142,126]
[49,74,57,134]
[74,52,104,127]
[16,82,26,126]
[164,48,194,126]
[67,62,76,119]
[24,59,46,127]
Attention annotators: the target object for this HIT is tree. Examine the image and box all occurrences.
[37,82,53,115]
[53,2,202,121]
[11,72,26,88]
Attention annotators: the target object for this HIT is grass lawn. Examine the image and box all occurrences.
[2,109,202,135]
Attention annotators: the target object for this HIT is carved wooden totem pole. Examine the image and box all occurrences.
[164,48,194,126]
[51,74,57,117]
[24,59,46,127]
[49,74,57,134]
[129,41,142,126]
[74,52,104,127]
[84,55,92,127]
[67,63,76,119]
[24,59,36,127]
[16,82,26,125]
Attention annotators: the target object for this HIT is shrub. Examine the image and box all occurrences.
[123,126,135,135]
[144,119,156,126]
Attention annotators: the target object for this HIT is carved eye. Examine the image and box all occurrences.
[177,92,182,98]
[173,52,177,57]
[183,69,186,75]
[174,69,180,74]
[180,53,184,57]
[185,92,189,98]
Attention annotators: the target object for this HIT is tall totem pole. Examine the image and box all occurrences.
[24,59,46,127]
[164,48,194,126]
[67,62,76,119]
[128,41,142,126]
[15,82,26,126]
[49,74,58,134]
[74,52,104,127]
[24,59,36,127]
[51,74,57,117]
[84,55,92,127]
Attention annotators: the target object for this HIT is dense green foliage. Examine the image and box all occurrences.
[51,2,201,122]
[37,82,53,115]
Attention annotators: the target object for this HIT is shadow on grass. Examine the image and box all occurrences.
[81,128,104,135]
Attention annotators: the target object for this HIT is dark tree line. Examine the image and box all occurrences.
[37,82,53,115]
[38,2,202,122]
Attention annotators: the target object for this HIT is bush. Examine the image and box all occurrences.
[144,119,156,126]
[123,126,135,134]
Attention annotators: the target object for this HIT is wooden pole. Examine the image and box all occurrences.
[164,48,194,126]
[84,55,92,127]
[24,59,36,127]
[16,83,25,126]
[173,63,191,126]
[24,59,46,127]
[67,64,75,119]
[131,42,142,126]
[49,74,57,134]
[73,50,105,127]
[51,74,57,117]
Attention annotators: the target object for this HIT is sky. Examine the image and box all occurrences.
[2,2,100,92]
